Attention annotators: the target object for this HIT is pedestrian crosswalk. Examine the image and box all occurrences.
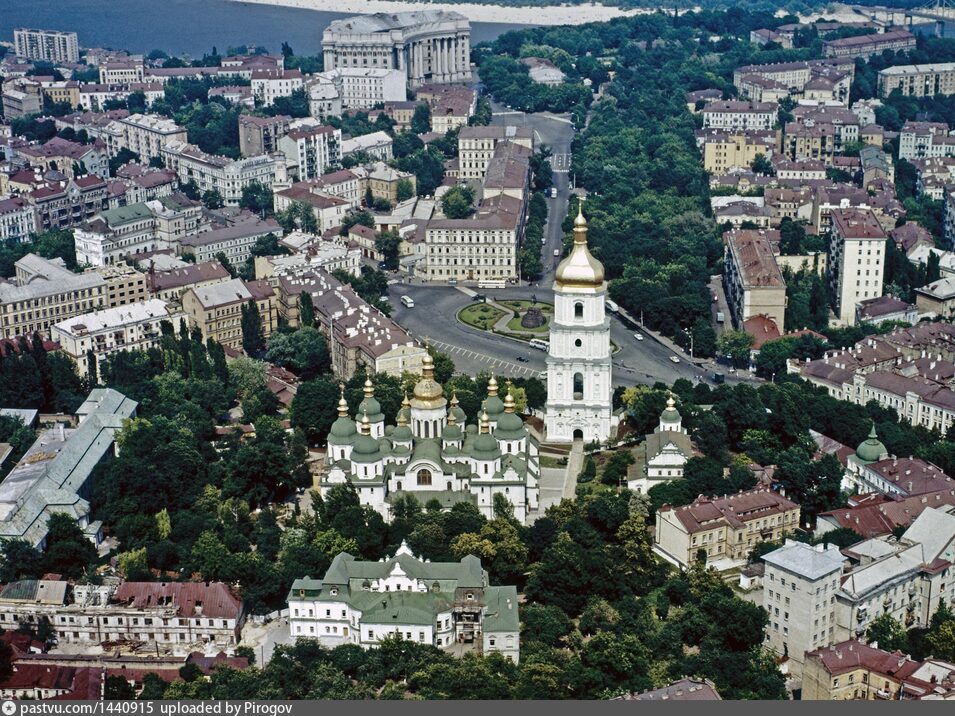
[549,153,572,173]
[425,338,541,378]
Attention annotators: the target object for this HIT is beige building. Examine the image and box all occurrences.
[102,113,188,162]
[145,260,232,303]
[879,62,955,98]
[162,142,288,206]
[91,262,148,307]
[179,214,281,266]
[696,129,779,176]
[367,161,416,204]
[723,228,787,333]
[0,254,107,340]
[828,208,887,326]
[823,29,916,59]
[277,124,342,182]
[181,278,276,349]
[14,28,79,63]
[239,115,291,158]
[916,277,955,319]
[457,126,534,181]
[654,488,800,569]
[52,298,185,375]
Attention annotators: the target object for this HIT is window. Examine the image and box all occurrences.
[573,372,584,399]
[574,302,583,319]
[417,468,432,486]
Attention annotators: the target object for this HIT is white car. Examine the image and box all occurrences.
[669,355,680,364]
[634,332,643,341]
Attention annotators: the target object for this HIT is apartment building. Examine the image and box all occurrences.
[161,142,288,206]
[306,81,343,120]
[311,68,406,110]
[1,84,42,119]
[695,128,779,176]
[179,214,281,265]
[13,29,79,64]
[52,299,185,375]
[879,62,955,98]
[736,74,791,104]
[91,262,148,307]
[251,69,304,107]
[78,83,164,112]
[762,540,845,676]
[823,29,916,59]
[700,100,778,131]
[25,176,108,232]
[16,137,109,180]
[828,208,887,326]
[277,124,342,182]
[341,131,394,162]
[145,260,232,303]
[273,184,350,234]
[457,126,535,180]
[898,121,955,161]
[74,203,160,266]
[102,113,188,161]
[791,104,861,151]
[181,278,276,349]
[723,228,787,334]
[288,544,518,662]
[238,115,291,158]
[366,161,416,204]
[916,276,955,318]
[98,60,145,85]
[784,122,837,164]
[654,488,801,569]
[0,254,107,339]
[0,579,242,653]
[0,197,36,243]
[732,59,854,103]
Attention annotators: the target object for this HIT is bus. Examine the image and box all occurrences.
[529,338,549,351]
[477,279,506,289]
[400,295,414,308]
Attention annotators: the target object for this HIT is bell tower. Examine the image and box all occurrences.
[544,202,613,443]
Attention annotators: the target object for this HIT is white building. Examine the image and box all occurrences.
[307,80,343,119]
[341,131,394,161]
[161,142,288,206]
[762,540,846,677]
[314,68,406,110]
[701,100,778,131]
[102,113,188,162]
[251,69,304,107]
[14,28,79,64]
[457,126,535,181]
[322,11,471,89]
[898,121,955,161]
[828,208,887,326]
[51,299,185,376]
[0,197,37,244]
[626,397,693,494]
[277,124,342,182]
[545,206,613,444]
[288,543,518,661]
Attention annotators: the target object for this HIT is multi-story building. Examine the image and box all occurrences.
[827,208,887,326]
[654,488,801,569]
[700,100,777,131]
[277,124,342,181]
[322,362,539,523]
[0,579,243,653]
[161,142,288,206]
[25,176,108,232]
[735,73,791,104]
[0,389,137,548]
[457,126,534,181]
[762,540,845,676]
[52,299,185,375]
[0,254,107,339]
[898,121,955,160]
[13,28,79,64]
[238,115,291,158]
[179,214,281,266]
[91,262,148,307]
[288,543,518,661]
[273,184,350,234]
[74,203,164,266]
[322,11,471,88]
[1,84,43,119]
[879,62,955,98]
[102,113,188,162]
[251,68,304,107]
[722,228,787,334]
[181,278,276,349]
[784,121,837,164]
[208,85,255,108]
[275,269,426,378]
[306,81,343,119]
[803,640,955,700]
[791,104,861,152]
[732,59,855,103]
[98,60,145,85]
[16,137,109,180]
[0,197,36,243]
[145,260,232,303]
[312,68,406,110]
[916,276,955,318]
[695,128,779,176]
[341,131,394,162]
[77,83,164,112]
[824,28,917,59]
[366,161,416,204]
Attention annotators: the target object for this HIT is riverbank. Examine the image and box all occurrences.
[229,0,644,26]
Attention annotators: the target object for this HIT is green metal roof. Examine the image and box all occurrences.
[101,202,153,227]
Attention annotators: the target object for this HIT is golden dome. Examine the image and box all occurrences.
[337,384,349,417]
[487,375,498,396]
[555,201,605,292]
[363,377,374,398]
[359,410,371,435]
[503,391,515,414]
[411,354,447,410]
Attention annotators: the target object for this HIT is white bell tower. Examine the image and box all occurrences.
[544,203,613,443]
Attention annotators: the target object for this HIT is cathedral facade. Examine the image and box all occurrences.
[321,358,540,524]
[545,204,614,443]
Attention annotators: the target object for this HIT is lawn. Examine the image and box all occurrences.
[458,303,507,330]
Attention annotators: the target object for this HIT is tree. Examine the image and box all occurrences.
[750,153,773,175]
[42,513,97,579]
[109,148,139,176]
[299,292,315,328]
[410,103,432,134]
[203,189,224,209]
[441,185,475,219]
[717,330,754,368]
[395,178,415,203]
[240,181,274,217]
[865,614,909,653]
[290,377,341,443]
[105,674,136,699]
[241,300,266,356]
[265,327,330,379]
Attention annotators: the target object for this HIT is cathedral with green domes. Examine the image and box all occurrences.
[321,354,541,524]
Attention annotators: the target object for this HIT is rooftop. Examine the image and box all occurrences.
[53,299,176,336]
[762,539,845,580]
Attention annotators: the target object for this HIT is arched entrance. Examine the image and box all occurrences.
[572,429,584,440]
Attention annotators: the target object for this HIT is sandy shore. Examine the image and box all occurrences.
[229,0,646,26]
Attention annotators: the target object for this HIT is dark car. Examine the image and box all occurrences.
[516,356,529,363]
[712,372,726,384]
[472,294,486,302]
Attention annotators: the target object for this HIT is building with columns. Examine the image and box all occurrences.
[322,11,471,89]
[321,364,540,524]
[544,205,614,444]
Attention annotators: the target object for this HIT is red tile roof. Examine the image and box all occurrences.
[111,581,241,619]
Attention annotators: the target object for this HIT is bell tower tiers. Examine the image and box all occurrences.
[544,202,613,444]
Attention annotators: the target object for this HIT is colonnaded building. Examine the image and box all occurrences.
[544,205,614,444]
[321,359,540,523]
[321,11,471,88]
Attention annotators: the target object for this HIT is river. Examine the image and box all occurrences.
[3,0,527,57]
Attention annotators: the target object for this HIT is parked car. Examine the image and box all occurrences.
[554,249,560,257]
[633,332,643,341]
[669,355,680,363]
[712,372,726,384]
[447,278,458,285]
[516,356,528,363]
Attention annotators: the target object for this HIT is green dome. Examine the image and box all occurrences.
[329,415,357,441]
[359,396,384,423]
[856,424,887,464]
[472,432,501,460]
[442,423,463,441]
[392,424,413,442]
[483,376,505,418]
[495,411,525,439]
[660,396,681,425]
[351,433,381,463]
